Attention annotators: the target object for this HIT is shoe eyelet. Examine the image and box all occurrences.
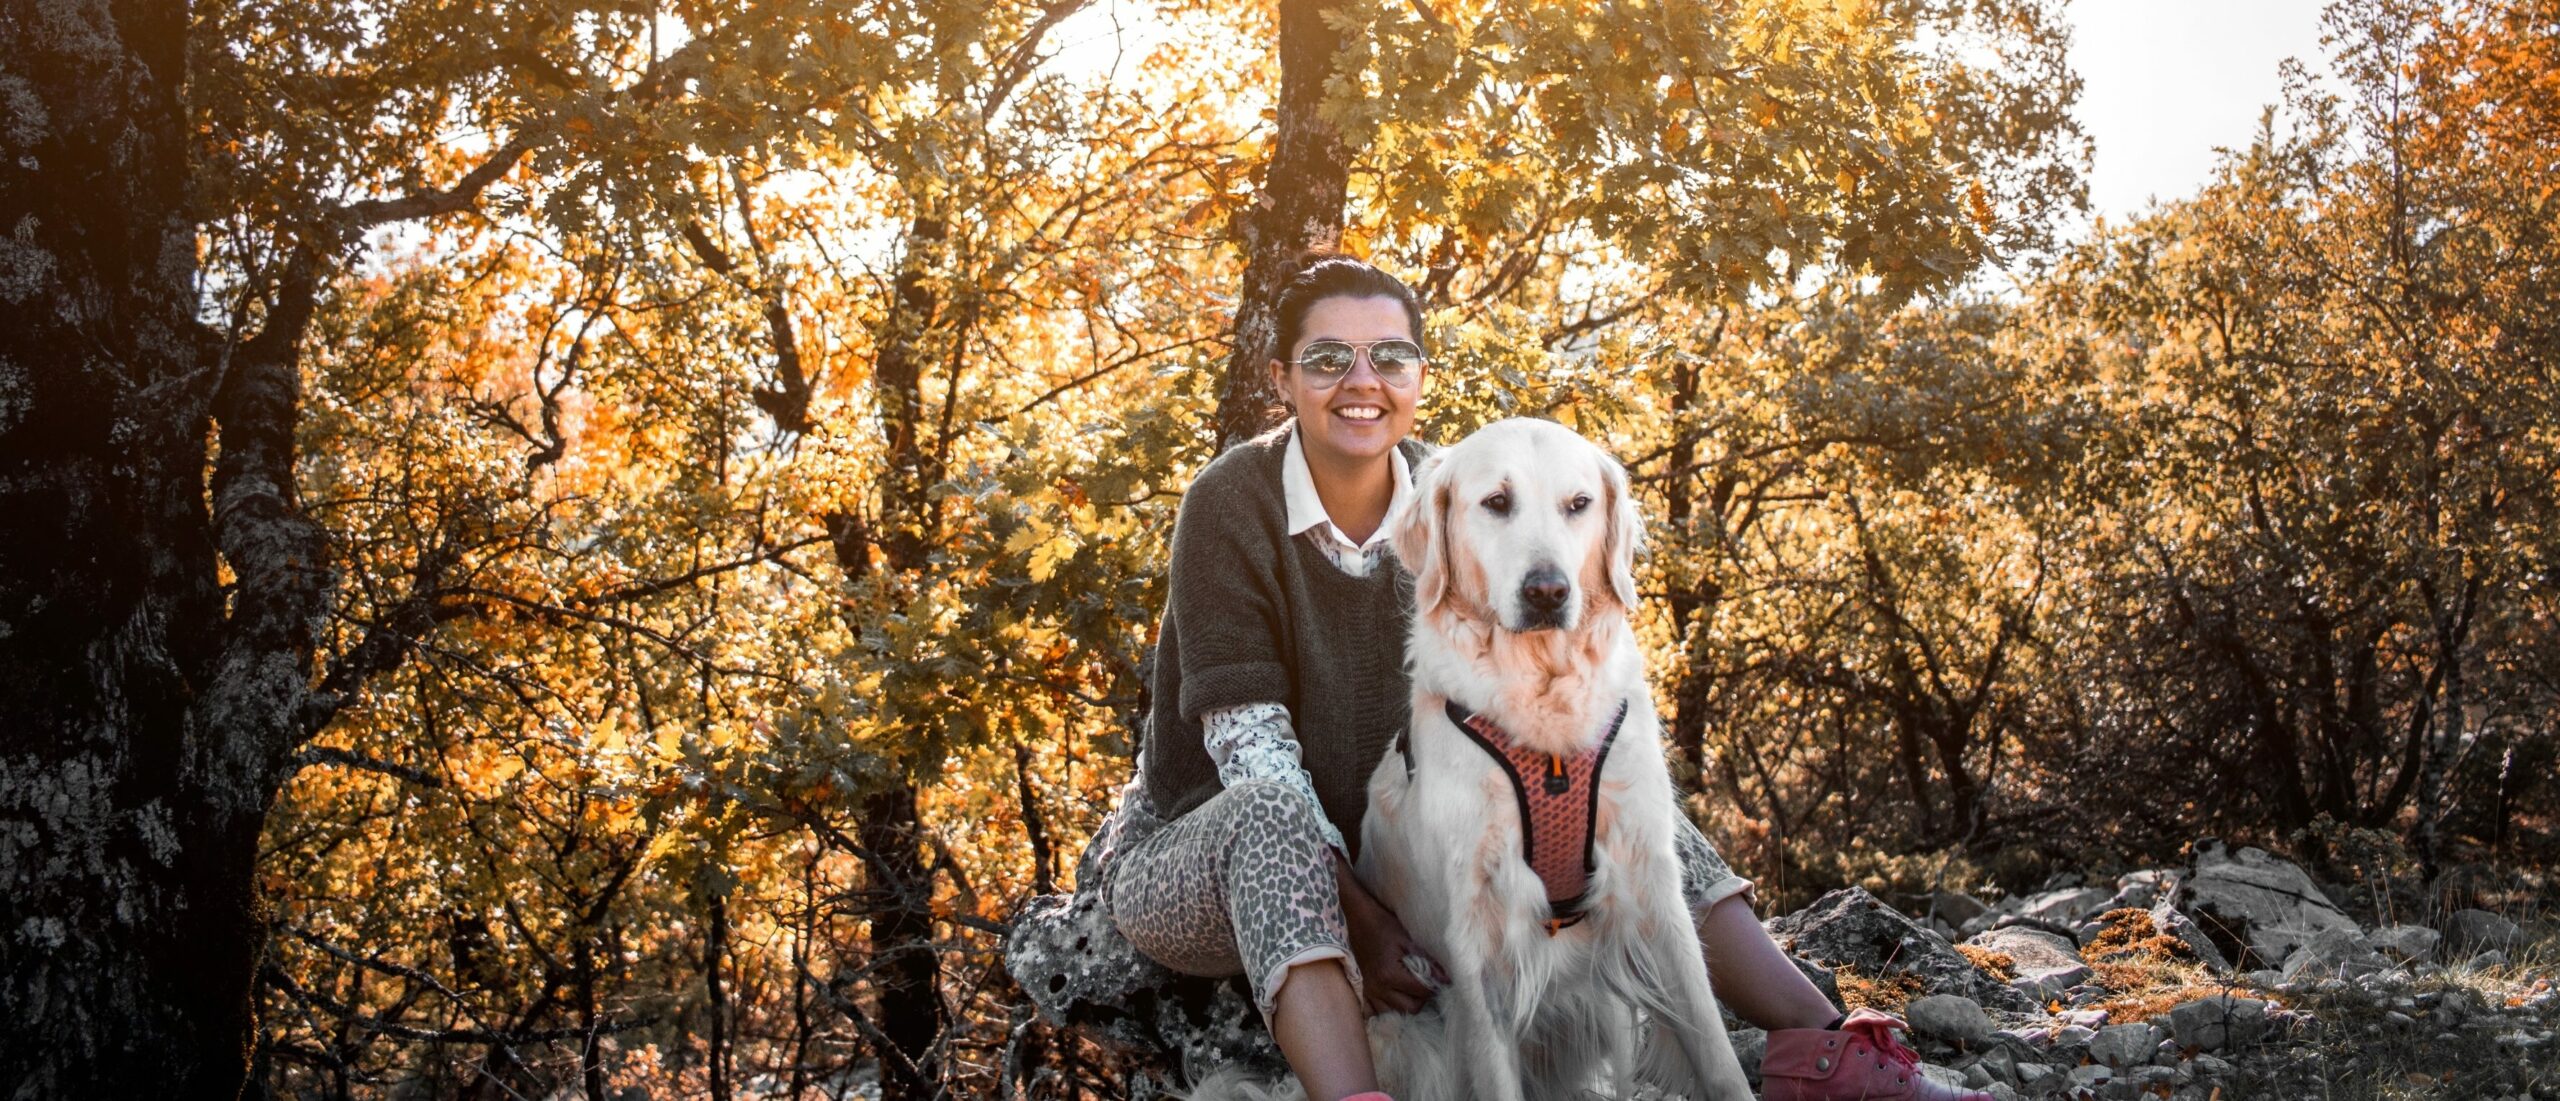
[1814,1056,1830,1071]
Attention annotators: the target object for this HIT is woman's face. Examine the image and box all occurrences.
[1267,295,1428,468]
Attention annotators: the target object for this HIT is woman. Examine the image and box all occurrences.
[1093,255,1984,1101]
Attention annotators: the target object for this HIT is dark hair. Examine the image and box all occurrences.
[1272,253,1426,361]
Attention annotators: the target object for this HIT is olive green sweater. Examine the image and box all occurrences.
[1139,426,1431,852]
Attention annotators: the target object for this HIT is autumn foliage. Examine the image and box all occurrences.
[0,0,2552,1098]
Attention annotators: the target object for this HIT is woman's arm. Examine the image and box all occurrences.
[1205,701,1444,1013]
[1203,702,1348,856]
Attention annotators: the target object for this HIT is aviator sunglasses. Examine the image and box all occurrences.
[1290,338,1426,388]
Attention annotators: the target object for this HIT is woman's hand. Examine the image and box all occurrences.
[1331,853,1445,1015]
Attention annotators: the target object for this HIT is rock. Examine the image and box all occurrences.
[1966,926,2088,972]
[2167,994,2270,1052]
[1907,994,1996,1047]
[1767,887,2037,1011]
[1930,889,1992,927]
[2172,840,2360,968]
[2189,1052,2236,1079]
[1731,1027,1767,1084]
[2443,909,2525,955]
[1919,1063,1970,1090]
[2107,869,2176,913]
[2468,949,2508,970]
[2367,924,2442,964]
[2278,927,2390,982]
[2019,886,2116,927]
[2008,963,2090,1005]
[2068,1062,2114,1087]
[1005,814,1288,1086]
[2149,901,2233,972]
[1975,1043,2019,1082]
[2089,1023,2161,1067]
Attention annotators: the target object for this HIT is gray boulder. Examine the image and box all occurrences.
[1768,887,2037,1012]
[2088,1022,2162,1068]
[2148,901,2233,973]
[2166,994,2270,1052]
[2172,840,2358,968]
[2442,909,2524,956]
[2018,886,2116,926]
[2278,927,2389,982]
[1906,993,1996,1047]
[1004,890,1283,1085]
[2367,924,2443,964]
[1965,925,2091,1002]
[1929,890,1993,928]
[2104,869,2176,913]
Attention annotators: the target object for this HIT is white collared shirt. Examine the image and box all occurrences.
[1281,429,1414,579]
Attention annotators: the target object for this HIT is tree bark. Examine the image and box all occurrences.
[1214,0,1360,448]
[0,2,322,1096]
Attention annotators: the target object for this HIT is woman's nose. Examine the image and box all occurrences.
[1337,353,1387,390]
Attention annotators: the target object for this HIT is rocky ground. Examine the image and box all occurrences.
[1747,841,2560,1100]
[1007,838,2559,1100]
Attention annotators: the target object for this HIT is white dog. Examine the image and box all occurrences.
[1354,418,1754,1101]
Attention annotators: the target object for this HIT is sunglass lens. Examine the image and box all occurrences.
[1299,341,1357,376]
[1370,341,1425,374]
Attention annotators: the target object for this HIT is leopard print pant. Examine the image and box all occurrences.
[1106,776,1355,1016]
[1100,777,1752,1019]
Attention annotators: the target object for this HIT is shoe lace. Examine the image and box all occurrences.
[1840,1013,1921,1074]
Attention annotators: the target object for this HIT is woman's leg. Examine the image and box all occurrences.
[1672,815,1840,1031]
[1697,891,1841,1031]
[1267,958,1377,1099]
[1108,777,1379,1100]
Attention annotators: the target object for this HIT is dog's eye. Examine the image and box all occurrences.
[1567,493,1593,515]
[1482,491,1512,516]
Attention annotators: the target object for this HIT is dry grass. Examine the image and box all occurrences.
[2074,907,2236,1022]
[1956,945,2016,983]
[1831,964,1927,1013]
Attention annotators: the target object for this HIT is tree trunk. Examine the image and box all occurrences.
[1214,0,1360,447]
[858,781,944,1101]
[1,2,327,1097]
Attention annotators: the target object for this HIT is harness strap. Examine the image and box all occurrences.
[1441,697,1628,933]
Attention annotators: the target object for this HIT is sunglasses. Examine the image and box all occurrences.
[1290,339,1426,388]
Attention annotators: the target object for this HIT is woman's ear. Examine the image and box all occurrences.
[1602,452,1641,610]
[1392,451,1448,612]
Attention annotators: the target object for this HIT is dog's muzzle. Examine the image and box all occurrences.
[1513,564,1573,630]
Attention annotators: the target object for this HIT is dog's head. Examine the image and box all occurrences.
[1392,418,1642,633]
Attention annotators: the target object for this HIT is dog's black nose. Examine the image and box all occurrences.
[1520,566,1570,613]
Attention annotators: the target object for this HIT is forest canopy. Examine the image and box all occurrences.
[0,0,2552,1098]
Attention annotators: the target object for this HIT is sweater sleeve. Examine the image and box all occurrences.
[1165,458,1294,720]
[1203,702,1350,857]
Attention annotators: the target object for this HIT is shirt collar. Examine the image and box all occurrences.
[1283,428,1413,551]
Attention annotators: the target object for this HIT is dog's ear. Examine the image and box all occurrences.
[1602,450,1641,609]
[1393,450,1449,612]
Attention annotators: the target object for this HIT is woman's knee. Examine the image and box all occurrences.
[1215,777,1336,852]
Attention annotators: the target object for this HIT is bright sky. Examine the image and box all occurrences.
[2065,0,2333,225]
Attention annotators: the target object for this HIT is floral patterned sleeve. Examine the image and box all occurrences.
[1201,701,1349,858]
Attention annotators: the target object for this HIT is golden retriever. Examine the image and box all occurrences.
[1353,417,1753,1101]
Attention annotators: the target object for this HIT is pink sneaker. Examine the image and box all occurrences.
[1760,1008,1991,1101]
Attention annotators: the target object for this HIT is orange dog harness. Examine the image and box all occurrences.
[1430,698,1628,933]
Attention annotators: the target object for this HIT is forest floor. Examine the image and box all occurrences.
[1781,857,2560,1101]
